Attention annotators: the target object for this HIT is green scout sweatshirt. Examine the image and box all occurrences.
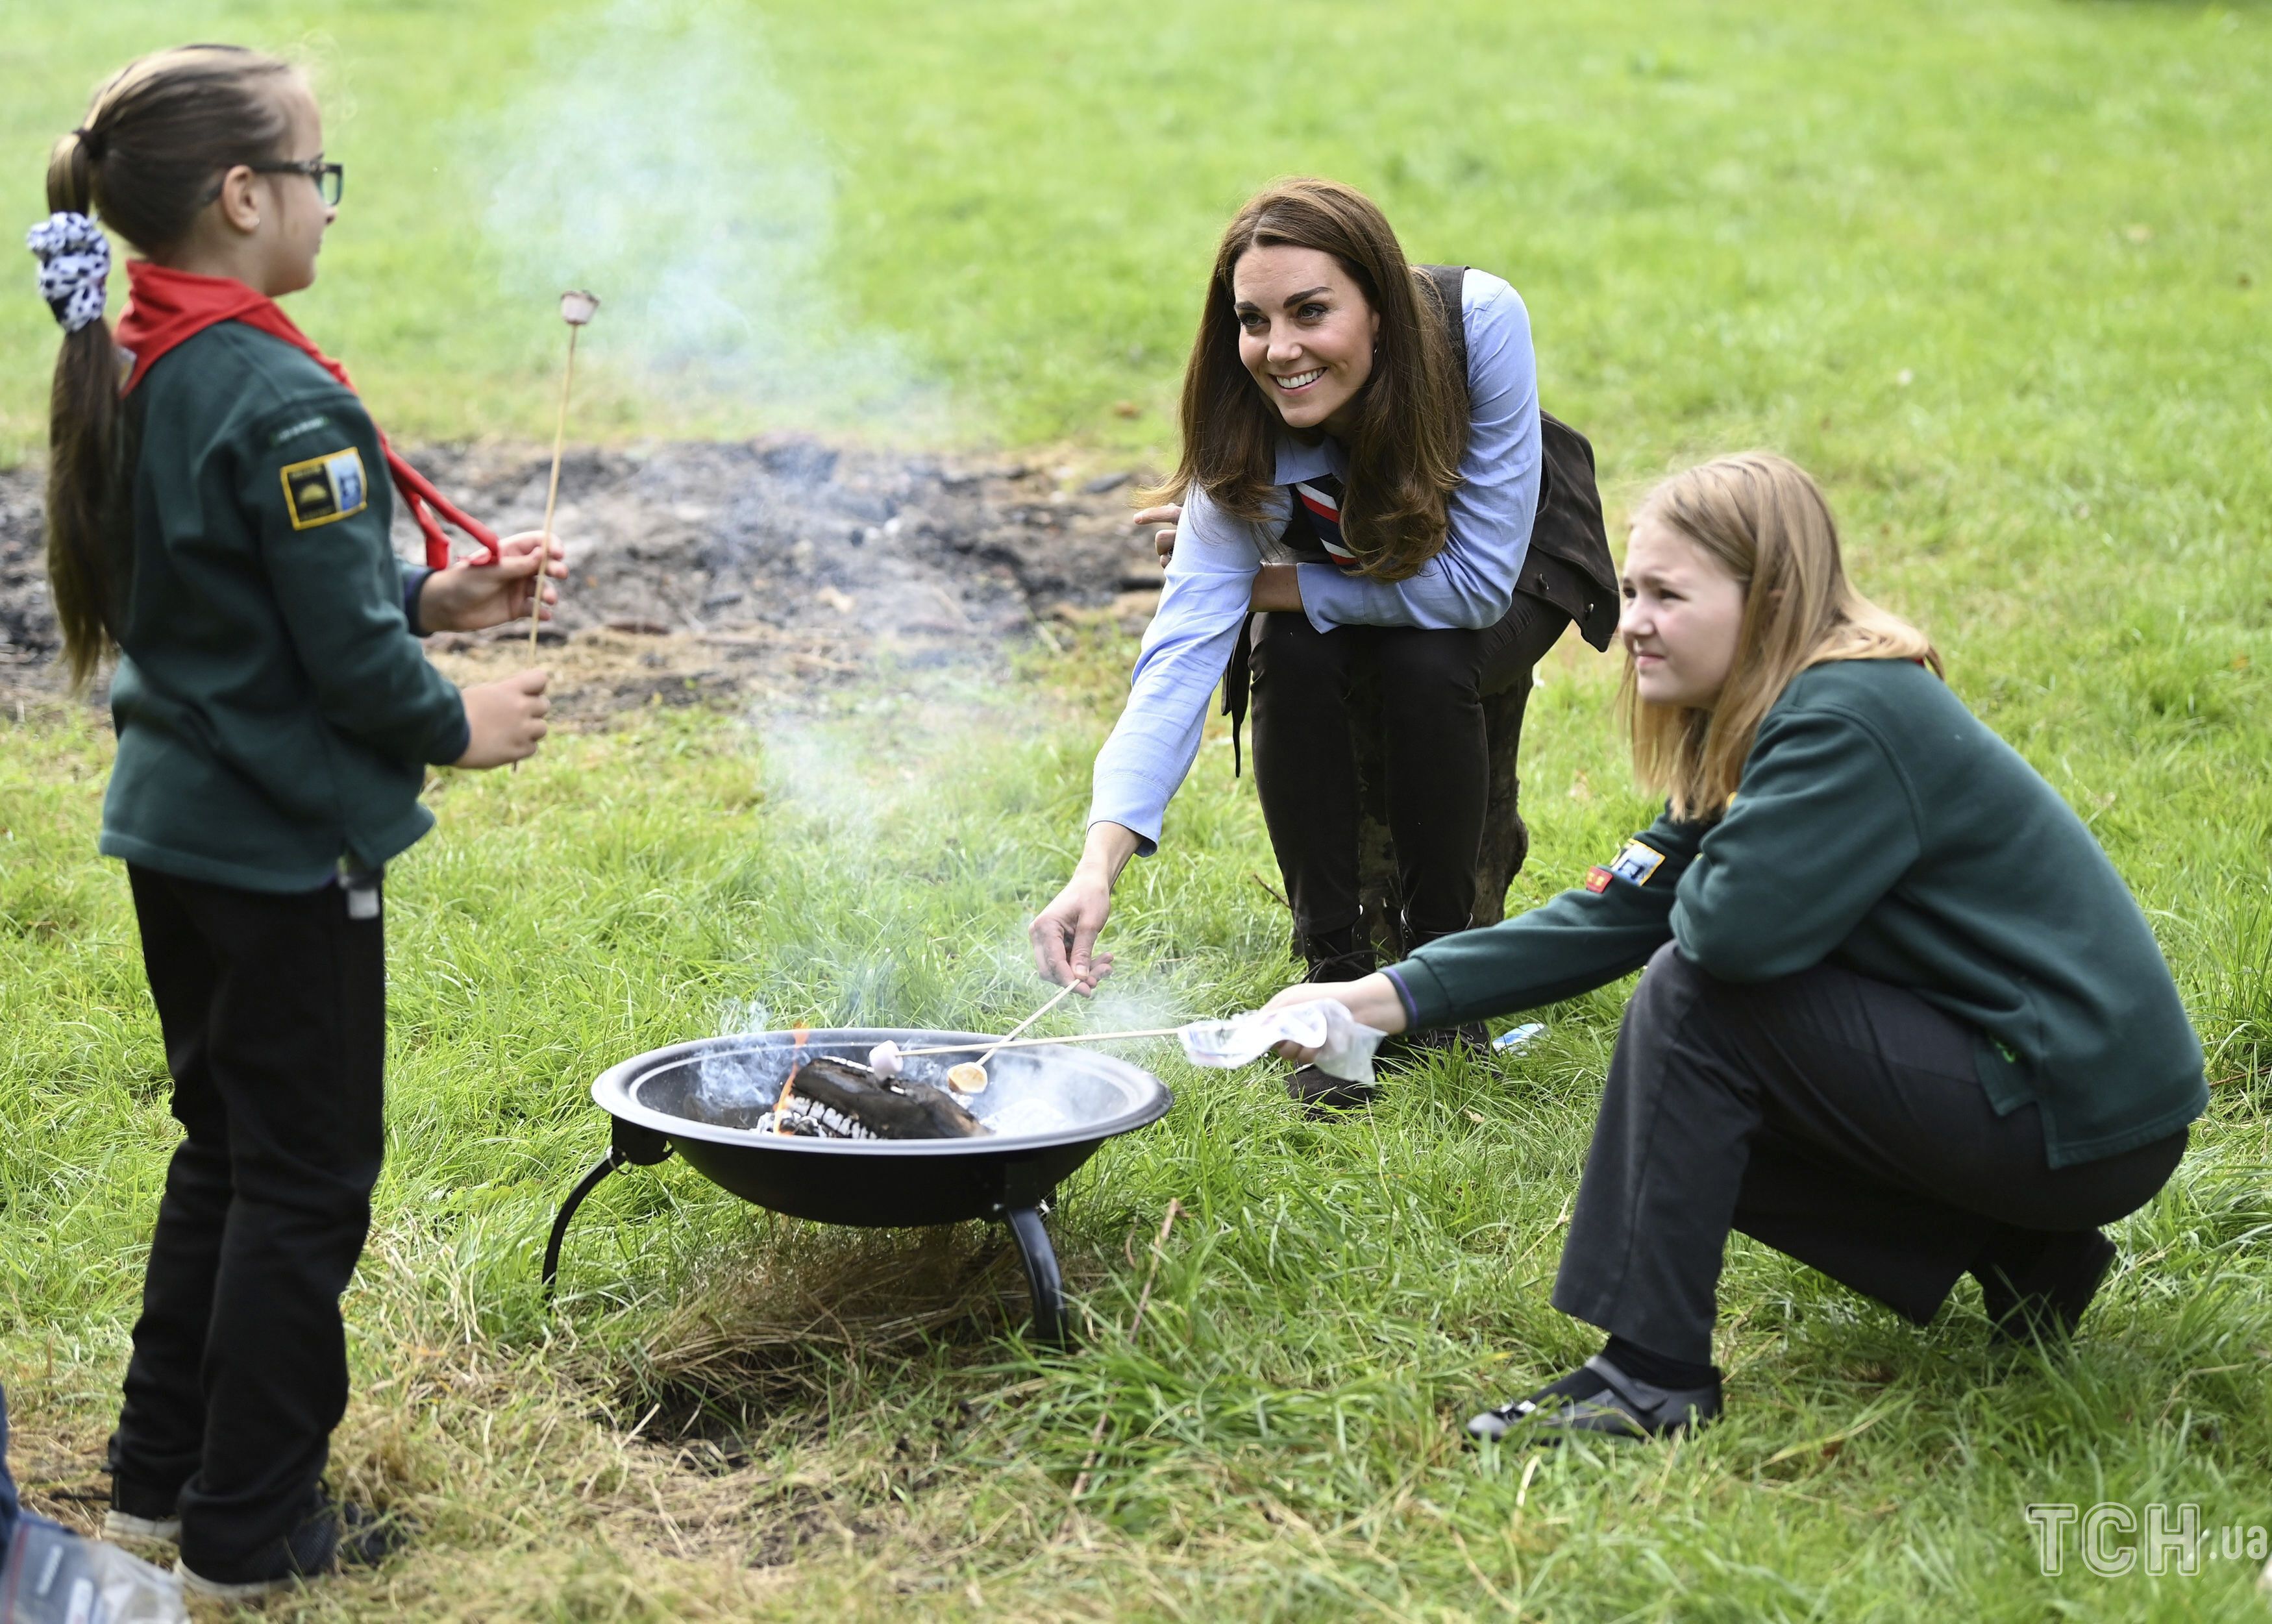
[1390,658,2205,1168]
[99,323,470,892]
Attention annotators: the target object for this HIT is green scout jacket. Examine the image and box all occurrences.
[99,323,470,892]
[1390,659,2206,1167]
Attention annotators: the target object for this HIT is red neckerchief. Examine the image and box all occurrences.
[114,261,498,568]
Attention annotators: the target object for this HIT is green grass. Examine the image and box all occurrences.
[5,0,2272,1618]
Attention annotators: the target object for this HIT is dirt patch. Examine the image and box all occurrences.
[0,439,1165,721]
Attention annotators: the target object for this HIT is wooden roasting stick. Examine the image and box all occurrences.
[943,979,1083,1093]
[974,980,1079,1065]
[890,1026,1186,1061]
[512,290,597,775]
[530,290,599,663]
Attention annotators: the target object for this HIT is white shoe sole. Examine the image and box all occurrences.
[103,1509,182,1542]
[174,1558,291,1600]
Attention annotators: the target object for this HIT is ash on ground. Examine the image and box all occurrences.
[0,439,1166,722]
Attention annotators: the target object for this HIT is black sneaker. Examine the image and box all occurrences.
[1286,929,1383,1115]
[1975,1228,2117,1344]
[1467,1354,1722,1445]
[1285,1064,1378,1114]
[177,1494,410,1598]
[103,1477,182,1543]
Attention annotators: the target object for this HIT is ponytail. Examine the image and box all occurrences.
[31,45,297,691]
[40,130,119,691]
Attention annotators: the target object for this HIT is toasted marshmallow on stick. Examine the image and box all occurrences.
[526,291,601,669]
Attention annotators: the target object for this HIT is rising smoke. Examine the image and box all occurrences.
[710,676,1217,1046]
[484,0,943,431]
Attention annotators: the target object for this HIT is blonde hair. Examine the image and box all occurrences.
[1622,452,1941,820]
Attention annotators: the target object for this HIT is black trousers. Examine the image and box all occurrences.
[0,1383,18,1566]
[1553,944,2188,1365]
[112,865,385,1575]
[1248,593,1569,943]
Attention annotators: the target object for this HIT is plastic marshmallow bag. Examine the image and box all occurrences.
[1178,1001,1387,1084]
[0,1518,187,1623]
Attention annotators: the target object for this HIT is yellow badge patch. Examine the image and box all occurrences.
[279,447,369,530]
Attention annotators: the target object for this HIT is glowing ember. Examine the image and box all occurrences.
[772,1026,811,1136]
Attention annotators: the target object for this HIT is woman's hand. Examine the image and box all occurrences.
[453,669,550,767]
[1030,822,1142,991]
[1137,504,1181,567]
[1248,563,1302,613]
[418,532,567,633]
[1260,974,1409,1062]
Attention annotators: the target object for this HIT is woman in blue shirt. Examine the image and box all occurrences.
[1030,179,1583,1100]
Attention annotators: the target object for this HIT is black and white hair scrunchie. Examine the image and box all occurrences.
[26,211,110,335]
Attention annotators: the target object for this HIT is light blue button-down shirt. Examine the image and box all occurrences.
[1088,267,1543,852]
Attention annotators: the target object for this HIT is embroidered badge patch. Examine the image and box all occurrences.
[279,447,368,530]
[1607,839,1668,885]
[1585,839,1668,892]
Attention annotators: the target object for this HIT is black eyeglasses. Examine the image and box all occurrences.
[247,157,344,206]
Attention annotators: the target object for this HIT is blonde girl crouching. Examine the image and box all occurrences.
[1266,452,2203,1443]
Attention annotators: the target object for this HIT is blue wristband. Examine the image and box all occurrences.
[401,565,436,637]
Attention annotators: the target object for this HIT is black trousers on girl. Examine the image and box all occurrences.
[1553,944,2188,1365]
[111,865,385,1579]
[1247,593,1570,953]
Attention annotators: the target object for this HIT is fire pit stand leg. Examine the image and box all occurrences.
[543,1119,673,1302]
[541,1151,624,1300]
[1004,1205,1066,1348]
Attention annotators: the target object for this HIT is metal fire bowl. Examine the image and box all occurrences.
[592,1027,1174,1226]
[545,1028,1173,1345]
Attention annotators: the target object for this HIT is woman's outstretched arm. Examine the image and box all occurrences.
[1030,486,1261,986]
[1085,484,1263,852]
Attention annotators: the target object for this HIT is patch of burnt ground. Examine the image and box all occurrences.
[0,439,1165,722]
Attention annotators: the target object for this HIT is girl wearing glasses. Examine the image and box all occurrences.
[30,44,560,1595]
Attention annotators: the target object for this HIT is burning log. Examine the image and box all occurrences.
[758,1055,989,1140]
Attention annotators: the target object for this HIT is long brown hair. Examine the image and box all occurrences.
[1624,452,1942,820]
[1159,178,1468,582]
[42,45,298,690]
